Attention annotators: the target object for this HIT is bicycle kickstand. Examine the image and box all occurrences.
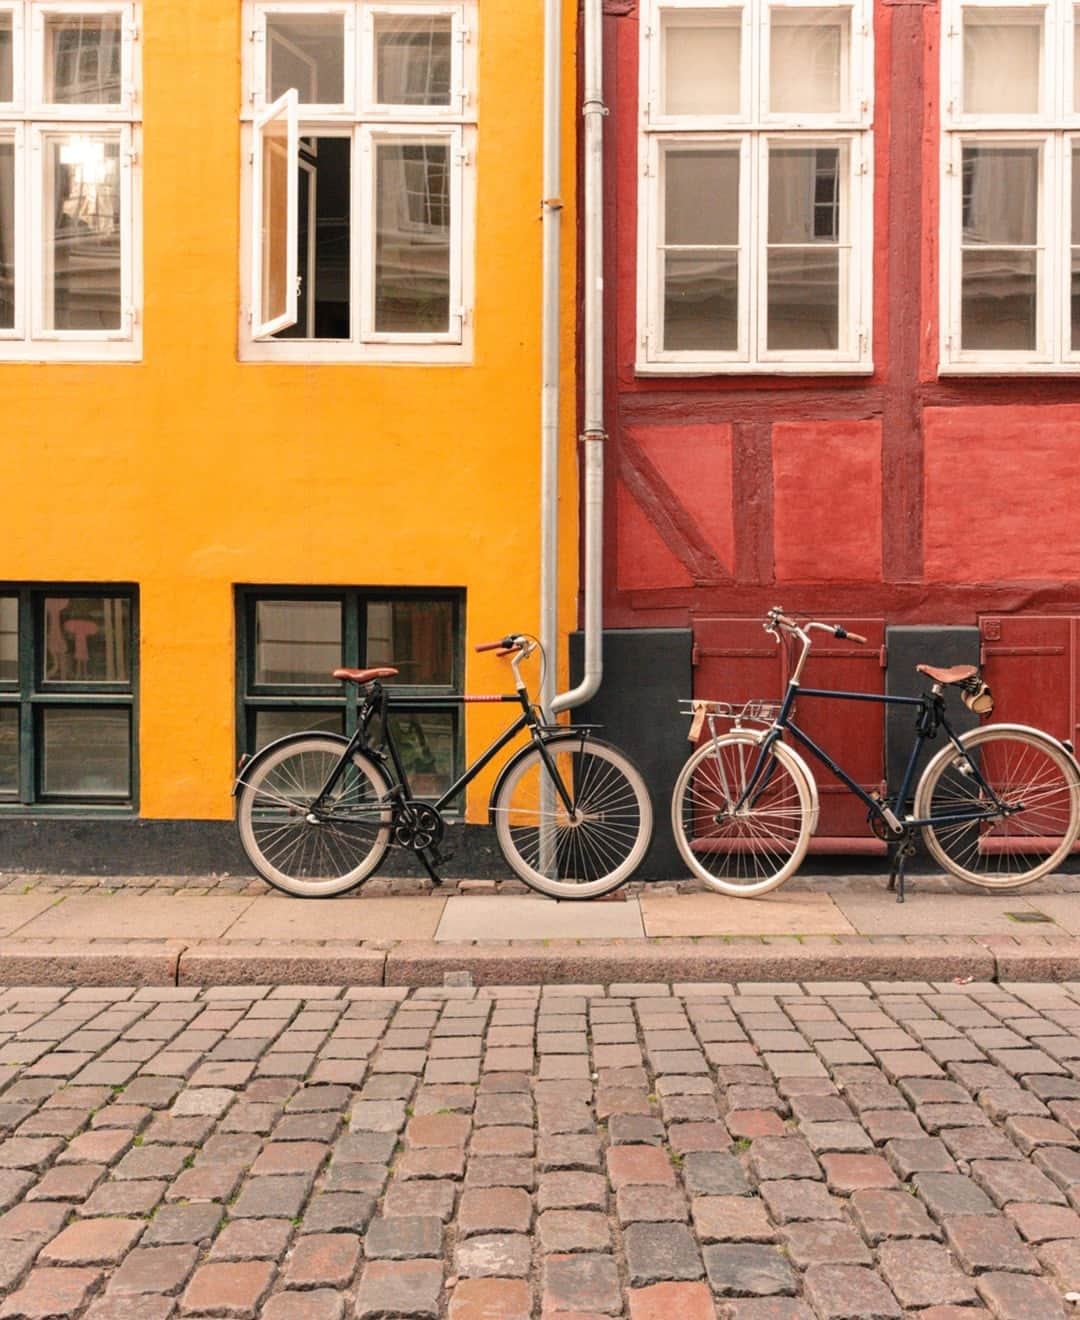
[886,839,917,904]
[417,848,445,888]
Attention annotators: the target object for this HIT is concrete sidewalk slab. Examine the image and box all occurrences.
[225,895,446,941]
[15,894,255,940]
[0,895,62,935]
[640,890,855,937]
[1009,893,1080,934]
[831,890,1052,935]
[434,895,645,942]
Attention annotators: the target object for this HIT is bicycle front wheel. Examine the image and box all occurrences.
[493,736,653,899]
[671,733,813,897]
[915,725,1080,890]
[236,734,392,897]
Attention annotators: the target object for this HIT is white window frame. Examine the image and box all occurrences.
[240,0,475,364]
[637,0,874,375]
[0,0,140,361]
[251,88,299,338]
[940,0,1080,371]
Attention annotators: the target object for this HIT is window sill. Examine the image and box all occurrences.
[0,343,142,364]
[634,359,875,378]
[938,362,1080,377]
[0,804,137,817]
[239,340,473,366]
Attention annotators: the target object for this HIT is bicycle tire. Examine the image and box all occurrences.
[671,732,813,897]
[236,733,392,897]
[914,724,1080,890]
[492,735,653,899]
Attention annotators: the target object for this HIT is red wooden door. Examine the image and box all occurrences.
[692,615,887,847]
[979,615,1080,749]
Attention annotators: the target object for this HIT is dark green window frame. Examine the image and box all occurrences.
[235,586,465,803]
[0,583,139,812]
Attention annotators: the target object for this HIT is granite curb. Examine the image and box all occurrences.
[0,932,1066,984]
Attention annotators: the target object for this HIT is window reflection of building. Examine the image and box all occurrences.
[47,18,122,104]
[50,136,121,330]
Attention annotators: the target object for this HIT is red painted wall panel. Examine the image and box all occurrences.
[773,421,883,584]
[615,484,694,592]
[924,407,1080,582]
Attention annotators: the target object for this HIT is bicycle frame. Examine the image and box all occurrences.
[733,675,1013,835]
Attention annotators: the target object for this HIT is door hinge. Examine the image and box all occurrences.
[692,643,700,667]
[879,644,888,669]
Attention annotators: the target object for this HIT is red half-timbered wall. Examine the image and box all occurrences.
[595,0,1080,848]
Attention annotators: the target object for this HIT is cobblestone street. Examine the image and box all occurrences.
[0,979,1078,1317]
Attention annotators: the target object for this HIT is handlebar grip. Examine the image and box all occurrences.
[495,646,518,657]
[845,630,868,644]
[476,639,509,652]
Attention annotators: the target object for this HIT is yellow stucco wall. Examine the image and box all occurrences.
[3,2,579,821]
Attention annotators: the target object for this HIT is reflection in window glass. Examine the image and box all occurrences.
[662,147,740,350]
[259,107,291,331]
[0,705,14,795]
[254,708,344,750]
[267,13,345,104]
[375,140,450,332]
[367,600,454,684]
[770,7,849,114]
[42,596,131,684]
[0,596,15,682]
[255,600,342,685]
[1076,8,1080,113]
[1072,144,1080,350]
[375,15,452,106]
[389,709,454,797]
[960,145,1039,350]
[767,146,843,350]
[0,141,12,330]
[0,14,12,102]
[41,707,130,797]
[45,14,122,104]
[662,11,741,115]
[963,10,1041,114]
[44,134,121,331]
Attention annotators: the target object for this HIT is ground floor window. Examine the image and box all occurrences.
[235,586,463,798]
[0,585,137,807]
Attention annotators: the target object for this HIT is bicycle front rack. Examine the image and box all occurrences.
[680,698,782,742]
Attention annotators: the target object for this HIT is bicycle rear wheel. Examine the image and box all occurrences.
[671,733,813,897]
[915,725,1080,889]
[236,734,392,897]
[493,736,653,899]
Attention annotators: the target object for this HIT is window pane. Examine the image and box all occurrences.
[0,13,12,101]
[389,709,454,797]
[42,596,131,684]
[44,134,121,331]
[661,11,741,116]
[961,145,1038,245]
[664,252,739,351]
[1072,247,1080,352]
[253,708,344,751]
[767,248,840,350]
[0,595,15,683]
[1076,7,1080,113]
[961,248,1037,349]
[375,14,452,107]
[0,139,12,330]
[41,707,130,797]
[255,600,342,685]
[267,13,345,105]
[259,109,292,331]
[276,137,352,341]
[665,148,740,246]
[0,705,15,795]
[1073,144,1080,350]
[375,140,450,332]
[45,13,122,105]
[770,7,850,115]
[963,9,1041,115]
[366,600,454,685]
[769,146,843,243]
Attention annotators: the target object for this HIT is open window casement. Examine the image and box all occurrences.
[251,87,298,339]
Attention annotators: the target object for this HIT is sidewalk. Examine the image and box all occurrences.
[0,873,1078,986]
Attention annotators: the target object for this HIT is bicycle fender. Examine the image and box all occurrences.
[231,731,352,797]
[486,731,612,826]
[713,728,821,837]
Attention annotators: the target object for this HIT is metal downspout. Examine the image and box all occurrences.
[551,0,605,717]
[539,0,562,722]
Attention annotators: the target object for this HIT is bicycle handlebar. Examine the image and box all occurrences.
[765,609,867,645]
[476,634,533,656]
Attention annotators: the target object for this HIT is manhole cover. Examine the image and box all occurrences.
[1005,911,1054,924]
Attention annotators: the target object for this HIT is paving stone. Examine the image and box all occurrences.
[79,1180,166,1218]
[209,1219,293,1262]
[1005,1200,1080,1242]
[781,1221,873,1268]
[538,1209,611,1252]
[913,1171,998,1219]
[354,1258,444,1319]
[142,1203,221,1247]
[447,1278,532,1320]
[364,1214,443,1259]
[692,1195,775,1243]
[299,1190,375,1234]
[971,1158,1068,1207]
[84,1297,177,1320]
[538,1170,606,1211]
[38,1217,143,1265]
[454,1232,531,1278]
[944,1215,1041,1273]
[876,1239,978,1308]
[542,1254,621,1315]
[748,1137,821,1182]
[107,1244,198,1295]
[0,1266,102,1319]
[616,1185,689,1225]
[884,1137,955,1178]
[802,1264,902,1319]
[229,1175,311,1220]
[820,1153,898,1193]
[179,1260,275,1317]
[975,1270,1068,1318]
[283,1231,360,1287]
[260,1290,344,1320]
[623,1222,704,1285]
[702,1243,798,1298]
[683,1152,751,1197]
[849,1189,940,1243]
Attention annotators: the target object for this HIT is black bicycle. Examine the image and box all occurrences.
[672,607,1080,901]
[234,634,653,900]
